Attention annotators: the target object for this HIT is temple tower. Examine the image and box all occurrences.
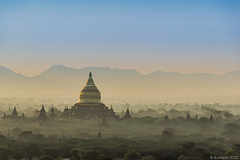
[38,105,47,120]
[195,114,198,120]
[123,107,132,120]
[66,72,118,119]
[50,106,57,119]
[78,72,101,104]
[209,111,214,123]
[186,110,191,120]
[12,107,18,118]
[164,114,169,122]
[97,130,102,138]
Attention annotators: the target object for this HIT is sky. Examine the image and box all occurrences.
[0,0,240,76]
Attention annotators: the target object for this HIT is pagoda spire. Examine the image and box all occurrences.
[85,72,95,86]
[195,113,198,119]
[39,105,47,120]
[12,106,18,118]
[164,113,169,122]
[123,107,132,120]
[186,110,191,120]
[209,111,214,122]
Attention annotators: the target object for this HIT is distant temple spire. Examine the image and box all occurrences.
[195,114,198,119]
[123,107,132,120]
[110,105,113,111]
[22,113,25,119]
[186,110,191,120]
[12,107,18,118]
[38,105,47,120]
[50,105,57,119]
[209,111,214,123]
[97,130,102,138]
[164,113,169,122]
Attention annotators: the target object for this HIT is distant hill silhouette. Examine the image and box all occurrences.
[0,65,240,102]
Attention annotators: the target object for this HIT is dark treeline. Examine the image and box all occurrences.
[0,116,240,160]
[0,103,240,160]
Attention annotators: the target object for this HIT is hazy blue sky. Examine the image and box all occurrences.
[0,0,239,76]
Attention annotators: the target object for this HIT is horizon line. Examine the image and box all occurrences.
[1,64,240,78]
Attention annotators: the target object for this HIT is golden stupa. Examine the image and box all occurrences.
[78,72,101,104]
[62,72,118,119]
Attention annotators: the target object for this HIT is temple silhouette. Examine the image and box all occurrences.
[62,72,118,119]
[2,107,25,121]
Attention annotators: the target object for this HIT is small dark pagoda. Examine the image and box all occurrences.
[2,107,24,121]
[186,110,191,121]
[209,111,214,123]
[164,114,169,123]
[38,105,48,121]
[123,107,132,120]
[12,107,18,118]
[49,106,57,120]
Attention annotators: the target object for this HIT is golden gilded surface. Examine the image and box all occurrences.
[77,72,102,104]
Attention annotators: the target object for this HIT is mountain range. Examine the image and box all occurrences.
[0,65,240,102]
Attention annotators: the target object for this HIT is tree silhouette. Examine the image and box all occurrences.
[70,148,81,160]
[124,150,141,160]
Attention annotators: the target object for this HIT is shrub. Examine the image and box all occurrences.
[124,150,141,160]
